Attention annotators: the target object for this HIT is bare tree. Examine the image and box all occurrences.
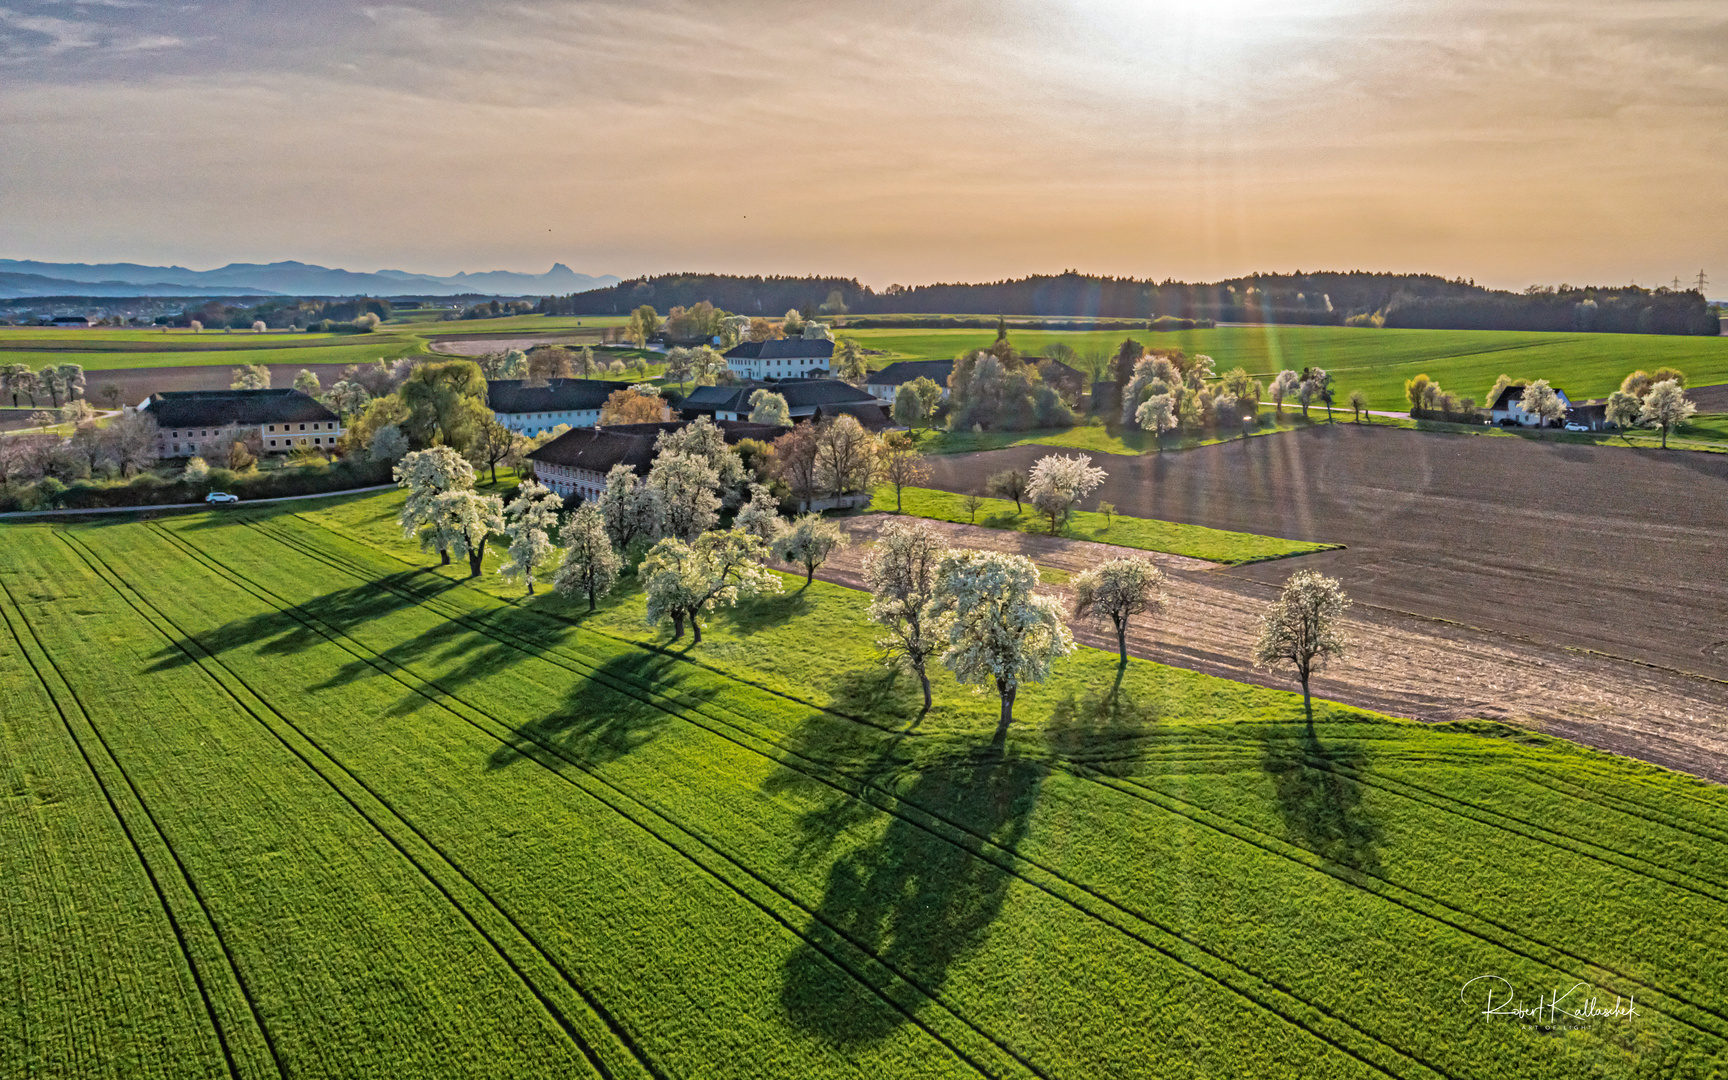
[1071,558,1167,663]
[878,431,930,512]
[812,415,878,497]
[772,513,848,586]
[1253,570,1350,727]
[985,468,1029,514]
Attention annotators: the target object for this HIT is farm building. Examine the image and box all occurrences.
[721,338,834,381]
[140,389,342,458]
[1488,383,1574,427]
[46,315,95,327]
[1566,400,1612,430]
[488,378,656,436]
[865,360,954,403]
[680,379,887,424]
[526,419,787,501]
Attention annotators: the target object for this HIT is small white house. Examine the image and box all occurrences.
[721,339,834,381]
[1488,384,1573,427]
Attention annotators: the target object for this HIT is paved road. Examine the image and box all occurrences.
[0,484,396,520]
[920,424,1728,683]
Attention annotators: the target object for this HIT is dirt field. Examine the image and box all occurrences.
[790,515,1728,782]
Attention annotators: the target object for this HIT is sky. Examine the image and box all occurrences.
[1,0,1724,291]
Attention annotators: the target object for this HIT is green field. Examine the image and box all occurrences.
[2,488,1725,1078]
[873,485,1338,565]
[0,314,626,372]
[844,324,1728,410]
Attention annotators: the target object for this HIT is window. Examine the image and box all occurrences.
[268,424,275,432]
[269,440,277,447]
[314,437,321,444]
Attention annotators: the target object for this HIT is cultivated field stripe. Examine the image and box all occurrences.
[8,530,600,1080]
[139,519,1038,1079]
[259,513,1728,1046]
[230,518,1458,1080]
[52,530,641,1080]
[255,515,1728,1069]
[0,574,279,1080]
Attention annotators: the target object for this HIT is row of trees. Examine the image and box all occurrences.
[2,363,90,409]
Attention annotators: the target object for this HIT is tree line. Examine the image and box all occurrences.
[534,270,1720,336]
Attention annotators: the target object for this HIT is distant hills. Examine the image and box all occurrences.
[0,259,620,300]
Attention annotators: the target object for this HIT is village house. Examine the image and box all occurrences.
[1488,383,1574,427]
[139,389,343,458]
[680,379,889,426]
[864,360,955,403]
[721,338,834,381]
[526,419,787,502]
[488,378,655,436]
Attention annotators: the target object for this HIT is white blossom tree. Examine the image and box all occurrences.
[293,369,321,396]
[927,549,1074,744]
[370,424,410,463]
[1639,379,1696,449]
[1605,390,1644,437]
[499,481,562,594]
[1254,569,1351,727]
[772,513,849,585]
[1026,453,1108,534]
[1135,394,1178,441]
[431,489,505,577]
[1071,558,1167,663]
[1518,380,1566,427]
[597,463,663,552]
[325,379,372,418]
[647,452,722,541]
[1269,369,1300,418]
[732,482,784,544]
[553,504,622,610]
[394,447,475,564]
[748,389,791,426]
[640,529,782,644]
[862,519,947,712]
[657,416,747,504]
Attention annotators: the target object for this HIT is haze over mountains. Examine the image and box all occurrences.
[0,260,620,300]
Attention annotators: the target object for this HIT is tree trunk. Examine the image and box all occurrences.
[490,460,498,484]
[993,678,1015,748]
[468,541,485,577]
[440,547,451,566]
[588,587,597,612]
[917,667,932,713]
[526,580,534,596]
[1116,619,1128,663]
[670,611,684,640]
[690,612,702,644]
[805,562,815,585]
[896,485,903,512]
[1301,674,1313,730]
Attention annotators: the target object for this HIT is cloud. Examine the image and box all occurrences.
[0,0,1722,286]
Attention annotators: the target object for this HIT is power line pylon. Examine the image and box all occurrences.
[1697,269,1709,293]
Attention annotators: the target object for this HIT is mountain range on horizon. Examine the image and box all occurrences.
[0,259,621,301]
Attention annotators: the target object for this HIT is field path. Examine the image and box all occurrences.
[789,515,1728,782]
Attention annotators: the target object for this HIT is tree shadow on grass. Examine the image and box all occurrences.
[767,714,1043,1046]
[716,585,812,634]
[486,648,720,771]
[1261,725,1383,876]
[1044,670,1159,777]
[144,572,459,675]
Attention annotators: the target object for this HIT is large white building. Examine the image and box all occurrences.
[721,339,834,381]
[488,378,659,436]
[140,389,344,458]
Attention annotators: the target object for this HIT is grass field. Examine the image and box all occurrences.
[872,485,1338,565]
[2,487,1725,1078]
[843,324,1728,410]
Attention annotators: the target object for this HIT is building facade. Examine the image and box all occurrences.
[721,339,834,381]
[140,389,343,458]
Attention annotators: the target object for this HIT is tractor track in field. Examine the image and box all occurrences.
[230,520,1504,1080]
[242,517,1728,1056]
[52,531,651,1080]
[0,575,280,1080]
[153,521,1045,1080]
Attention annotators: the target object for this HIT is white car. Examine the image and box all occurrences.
[205,492,240,504]
[1563,422,1590,432]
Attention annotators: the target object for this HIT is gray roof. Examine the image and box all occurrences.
[141,389,336,429]
[486,378,619,414]
[682,379,879,415]
[722,338,835,361]
[1490,384,1571,411]
[867,360,953,386]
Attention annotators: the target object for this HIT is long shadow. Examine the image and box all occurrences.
[145,571,460,675]
[1260,725,1383,876]
[487,648,722,771]
[716,584,812,634]
[768,714,1043,1046]
[1044,668,1158,777]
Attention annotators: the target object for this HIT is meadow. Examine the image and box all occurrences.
[2,486,1726,1078]
[845,324,1728,410]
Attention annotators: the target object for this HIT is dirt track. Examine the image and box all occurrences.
[786,515,1728,782]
